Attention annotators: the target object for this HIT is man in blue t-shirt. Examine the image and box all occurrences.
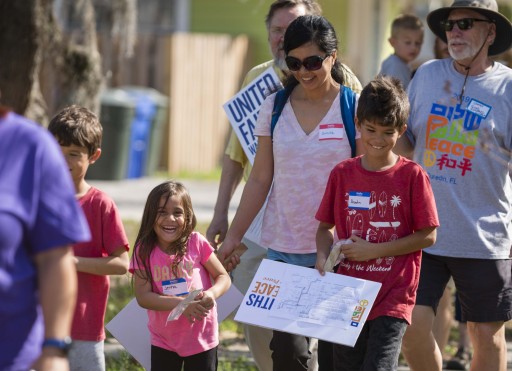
[396,1,512,370]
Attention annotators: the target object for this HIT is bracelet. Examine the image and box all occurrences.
[42,337,73,356]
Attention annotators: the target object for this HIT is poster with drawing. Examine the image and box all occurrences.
[235,259,381,347]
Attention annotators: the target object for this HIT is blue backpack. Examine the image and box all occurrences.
[270,85,357,158]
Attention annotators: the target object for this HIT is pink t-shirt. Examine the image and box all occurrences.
[130,232,218,357]
[72,187,130,341]
[316,157,439,323]
[255,90,358,254]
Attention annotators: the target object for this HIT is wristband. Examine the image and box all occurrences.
[42,337,73,356]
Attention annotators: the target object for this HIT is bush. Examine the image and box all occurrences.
[106,351,144,371]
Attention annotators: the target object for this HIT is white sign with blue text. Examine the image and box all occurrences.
[235,259,381,347]
[222,67,282,247]
[223,66,282,165]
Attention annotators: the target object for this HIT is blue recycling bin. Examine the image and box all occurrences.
[121,87,168,178]
[125,94,155,178]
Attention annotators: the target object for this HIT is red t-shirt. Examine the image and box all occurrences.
[316,156,439,323]
[71,187,130,341]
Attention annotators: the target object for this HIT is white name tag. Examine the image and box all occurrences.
[467,99,491,119]
[162,278,188,297]
[319,123,344,141]
[348,191,370,210]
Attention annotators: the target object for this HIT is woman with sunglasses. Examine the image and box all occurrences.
[218,15,362,371]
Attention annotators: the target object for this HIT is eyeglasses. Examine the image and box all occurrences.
[440,18,494,32]
[285,54,331,71]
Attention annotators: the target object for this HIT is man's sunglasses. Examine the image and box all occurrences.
[285,54,331,71]
[440,18,494,32]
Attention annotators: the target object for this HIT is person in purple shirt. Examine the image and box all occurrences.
[0,106,90,371]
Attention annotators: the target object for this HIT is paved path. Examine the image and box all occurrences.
[89,177,242,223]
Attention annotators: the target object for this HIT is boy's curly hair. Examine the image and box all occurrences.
[356,76,410,131]
[48,105,102,157]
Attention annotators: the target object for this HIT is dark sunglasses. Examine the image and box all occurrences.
[440,18,493,32]
[285,54,331,71]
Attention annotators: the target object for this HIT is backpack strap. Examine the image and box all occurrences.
[340,86,357,158]
[271,85,357,158]
[270,86,293,140]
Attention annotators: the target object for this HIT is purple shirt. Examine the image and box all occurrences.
[0,112,90,371]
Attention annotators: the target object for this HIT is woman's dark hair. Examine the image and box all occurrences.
[282,15,347,88]
[132,181,197,285]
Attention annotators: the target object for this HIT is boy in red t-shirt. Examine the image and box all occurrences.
[49,106,130,371]
[315,76,439,370]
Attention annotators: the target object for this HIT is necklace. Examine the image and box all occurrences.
[453,32,491,105]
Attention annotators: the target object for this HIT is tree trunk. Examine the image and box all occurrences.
[0,0,46,123]
[0,0,104,125]
[47,0,103,116]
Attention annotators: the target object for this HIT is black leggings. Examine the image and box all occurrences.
[151,345,218,371]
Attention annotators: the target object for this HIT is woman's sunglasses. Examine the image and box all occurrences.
[285,54,331,72]
[440,18,493,32]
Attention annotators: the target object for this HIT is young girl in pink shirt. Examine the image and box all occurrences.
[130,181,231,371]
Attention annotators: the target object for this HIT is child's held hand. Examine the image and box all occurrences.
[182,291,212,324]
[199,290,215,310]
[218,242,246,272]
[344,235,377,261]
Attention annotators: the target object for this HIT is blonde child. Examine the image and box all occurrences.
[48,105,130,371]
[379,14,424,88]
[130,181,231,371]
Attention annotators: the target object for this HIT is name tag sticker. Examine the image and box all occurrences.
[467,99,491,119]
[319,123,344,141]
[348,191,371,210]
[162,278,189,297]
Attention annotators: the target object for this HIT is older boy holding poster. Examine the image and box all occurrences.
[315,76,439,370]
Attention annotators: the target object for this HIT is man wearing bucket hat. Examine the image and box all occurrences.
[395,1,512,370]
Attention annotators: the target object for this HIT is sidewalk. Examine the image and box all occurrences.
[89,177,242,223]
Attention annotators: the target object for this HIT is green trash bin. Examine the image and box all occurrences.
[86,89,135,180]
[120,86,168,176]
